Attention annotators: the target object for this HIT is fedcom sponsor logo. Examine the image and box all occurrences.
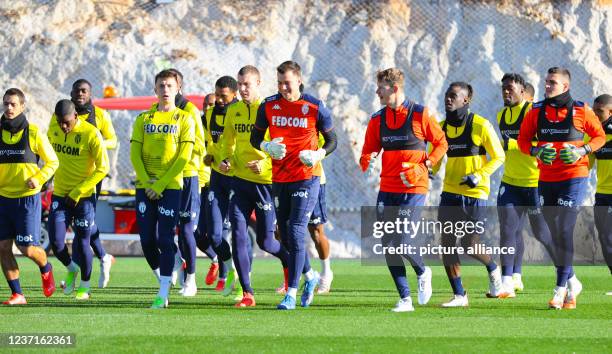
[144,124,178,134]
[16,234,34,243]
[52,143,81,156]
[292,190,309,198]
[158,205,175,217]
[271,116,308,128]
[234,123,254,133]
[541,128,569,135]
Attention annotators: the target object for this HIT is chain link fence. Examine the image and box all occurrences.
[0,0,610,256]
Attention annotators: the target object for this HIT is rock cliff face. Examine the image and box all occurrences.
[0,0,610,259]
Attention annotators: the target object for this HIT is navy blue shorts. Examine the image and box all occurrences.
[180,176,200,226]
[0,194,41,246]
[49,195,96,241]
[497,182,541,208]
[230,178,276,235]
[309,183,328,225]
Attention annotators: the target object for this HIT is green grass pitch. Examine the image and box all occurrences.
[0,257,610,353]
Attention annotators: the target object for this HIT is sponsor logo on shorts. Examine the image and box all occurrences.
[229,190,235,201]
[208,191,215,202]
[74,218,89,228]
[16,234,34,243]
[557,198,574,207]
[274,196,279,208]
[291,190,309,198]
[309,217,321,224]
[158,205,175,217]
[138,201,146,214]
[256,202,272,211]
[499,186,505,196]
[377,201,384,214]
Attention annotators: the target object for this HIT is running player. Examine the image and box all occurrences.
[220,65,290,307]
[251,60,337,310]
[360,68,446,312]
[150,69,203,296]
[495,73,556,297]
[47,100,109,300]
[436,82,505,307]
[194,92,229,287]
[590,94,611,294]
[130,69,195,308]
[518,67,605,309]
[0,88,58,305]
[203,77,238,294]
[69,79,117,288]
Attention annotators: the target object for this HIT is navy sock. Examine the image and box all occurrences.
[450,277,465,296]
[501,265,512,277]
[8,279,23,295]
[412,265,425,277]
[486,261,497,273]
[39,262,52,274]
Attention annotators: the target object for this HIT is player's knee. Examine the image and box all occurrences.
[17,245,37,258]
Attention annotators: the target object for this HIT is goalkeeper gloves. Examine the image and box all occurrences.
[299,148,326,167]
[559,143,590,164]
[364,152,378,177]
[260,137,286,160]
[530,143,557,165]
[460,174,480,188]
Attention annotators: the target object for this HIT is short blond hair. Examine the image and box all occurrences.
[376,68,404,87]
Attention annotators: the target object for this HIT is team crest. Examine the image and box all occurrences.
[52,201,58,210]
[301,103,309,115]
[75,134,81,144]
[208,191,215,202]
[138,201,146,214]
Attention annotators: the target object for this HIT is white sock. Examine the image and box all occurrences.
[152,268,161,282]
[185,273,196,286]
[80,280,90,289]
[567,274,578,289]
[554,285,567,294]
[304,269,315,281]
[158,276,172,298]
[212,256,218,263]
[321,258,331,277]
[287,287,298,298]
[102,254,112,263]
[512,273,522,280]
[67,261,79,272]
[502,276,513,288]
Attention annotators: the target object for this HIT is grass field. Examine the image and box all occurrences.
[0,257,610,353]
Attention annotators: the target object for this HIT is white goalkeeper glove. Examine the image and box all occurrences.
[260,137,286,160]
[364,152,378,177]
[299,148,326,167]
